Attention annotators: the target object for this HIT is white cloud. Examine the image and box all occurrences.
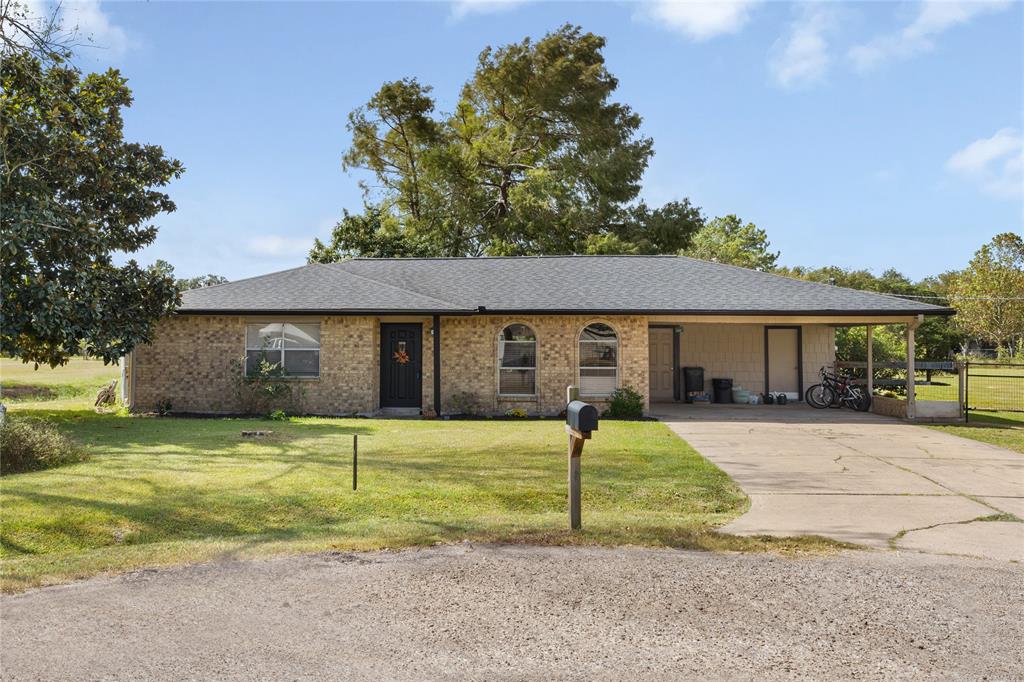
[769,5,833,89]
[945,128,1023,199]
[62,0,131,56]
[11,0,133,57]
[848,0,1010,72]
[245,235,314,259]
[637,1,759,41]
[449,0,528,21]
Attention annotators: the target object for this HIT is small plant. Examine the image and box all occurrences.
[504,408,528,418]
[0,416,88,475]
[604,386,644,418]
[155,398,173,416]
[268,409,289,421]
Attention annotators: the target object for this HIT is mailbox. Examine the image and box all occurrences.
[566,400,599,434]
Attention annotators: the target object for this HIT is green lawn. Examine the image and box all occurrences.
[928,409,1024,454]
[1,357,120,410]
[0,409,848,592]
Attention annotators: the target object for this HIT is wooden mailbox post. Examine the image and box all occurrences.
[565,400,598,531]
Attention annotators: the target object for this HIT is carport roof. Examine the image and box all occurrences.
[179,256,954,317]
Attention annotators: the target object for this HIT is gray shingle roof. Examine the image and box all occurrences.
[179,256,953,316]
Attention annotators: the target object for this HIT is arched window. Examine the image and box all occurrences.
[498,324,537,396]
[579,322,618,396]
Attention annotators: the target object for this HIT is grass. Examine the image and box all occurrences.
[0,409,850,593]
[928,410,1024,454]
[1,357,120,410]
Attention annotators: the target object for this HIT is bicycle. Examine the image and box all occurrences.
[805,367,871,411]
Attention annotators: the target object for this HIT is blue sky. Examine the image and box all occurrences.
[46,0,1023,281]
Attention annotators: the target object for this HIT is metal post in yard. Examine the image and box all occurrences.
[964,361,970,423]
[353,434,358,490]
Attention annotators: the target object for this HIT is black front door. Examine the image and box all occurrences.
[380,323,422,408]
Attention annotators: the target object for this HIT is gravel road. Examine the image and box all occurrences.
[2,545,1021,680]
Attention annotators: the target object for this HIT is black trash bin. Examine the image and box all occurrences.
[712,378,733,403]
[682,367,704,403]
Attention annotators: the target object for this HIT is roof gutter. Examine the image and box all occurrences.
[175,307,955,317]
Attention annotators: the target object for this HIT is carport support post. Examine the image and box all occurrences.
[865,325,874,397]
[906,318,920,421]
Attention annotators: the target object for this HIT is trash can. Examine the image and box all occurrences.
[712,378,733,403]
[682,366,704,403]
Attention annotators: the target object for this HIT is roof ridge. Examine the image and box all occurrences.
[328,262,466,309]
[347,254,681,261]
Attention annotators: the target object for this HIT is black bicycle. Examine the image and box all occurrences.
[805,367,871,411]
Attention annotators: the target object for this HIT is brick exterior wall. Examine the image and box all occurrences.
[437,315,649,416]
[129,314,832,416]
[130,315,378,415]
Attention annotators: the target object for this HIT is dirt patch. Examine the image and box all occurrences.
[0,385,57,401]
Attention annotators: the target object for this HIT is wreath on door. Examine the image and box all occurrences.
[393,350,410,365]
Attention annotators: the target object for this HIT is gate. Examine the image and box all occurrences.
[965,362,1024,421]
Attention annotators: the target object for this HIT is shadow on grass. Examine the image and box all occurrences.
[966,412,1024,428]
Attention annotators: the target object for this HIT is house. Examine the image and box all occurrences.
[122,256,953,418]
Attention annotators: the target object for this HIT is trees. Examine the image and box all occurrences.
[683,215,779,271]
[775,265,965,360]
[1,40,184,366]
[950,233,1024,355]
[318,25,702,260]
[150,260,228,291]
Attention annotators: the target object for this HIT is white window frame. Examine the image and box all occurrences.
[497,323,538,398]
[244,322,321,379]
[578,321,619,398]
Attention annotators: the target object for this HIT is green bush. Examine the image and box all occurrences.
[0,416,88,475]
[604,386,645,418]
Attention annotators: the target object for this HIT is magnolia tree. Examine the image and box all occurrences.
[1,4,183,367]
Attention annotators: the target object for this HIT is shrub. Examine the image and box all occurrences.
[504,408,528,418]
[0,416,88,475]
[604,386,645,418]
[234,355,305,416]
[268,409,289,421]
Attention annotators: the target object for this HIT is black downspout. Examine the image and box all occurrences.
[433,315,441,416]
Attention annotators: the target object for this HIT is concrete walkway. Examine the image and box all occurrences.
[651,403,1024,561]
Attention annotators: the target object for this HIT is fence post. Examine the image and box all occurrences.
[958,360,966,422]
[964,361,969,423]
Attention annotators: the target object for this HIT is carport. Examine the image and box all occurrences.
[652,403,1024,561]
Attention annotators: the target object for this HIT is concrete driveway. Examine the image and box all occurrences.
[652,404,1024,561]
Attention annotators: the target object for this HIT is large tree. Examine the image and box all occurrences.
[683,215,779,271]
[950,232,1024,355]
[316,25,703,260]
[1,40,184,366]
